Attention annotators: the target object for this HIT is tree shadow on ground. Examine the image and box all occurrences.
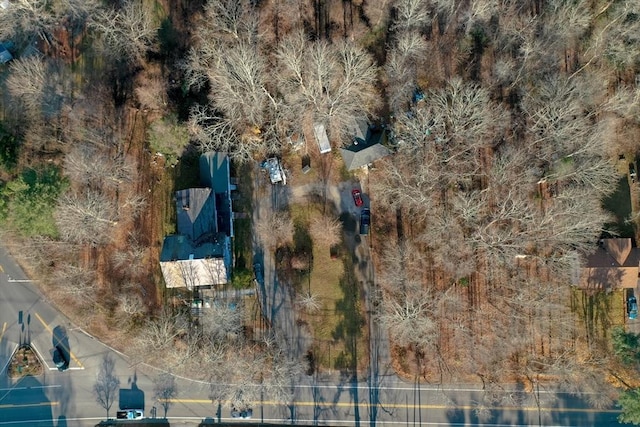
[602,176,634,238]
[332,257,366,373]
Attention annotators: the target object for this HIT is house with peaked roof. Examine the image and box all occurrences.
[340,118,391,171]
[579,238,640,291]
[160,152,234,290]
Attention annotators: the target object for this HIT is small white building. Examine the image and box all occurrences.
[313,123,331,154]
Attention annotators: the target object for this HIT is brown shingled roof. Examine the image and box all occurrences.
[579,238,640,290]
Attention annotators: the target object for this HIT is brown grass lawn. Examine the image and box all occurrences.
[572,288,625,346]
[290,202,369,372]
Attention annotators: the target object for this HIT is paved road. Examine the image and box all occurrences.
[0,245,156,427]
[0,246,626,427]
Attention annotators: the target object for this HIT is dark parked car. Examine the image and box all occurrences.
[628,295,638,320]
[53,345,69,371]
[359,208,370,235]
[630,162,637,184]
[231,408,253,419]
[351,189,364,207]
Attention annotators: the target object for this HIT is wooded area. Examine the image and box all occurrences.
[1,0,640,417]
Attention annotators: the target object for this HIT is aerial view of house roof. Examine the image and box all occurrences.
[579,238,640,290]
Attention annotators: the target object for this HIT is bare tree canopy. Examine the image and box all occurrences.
[0,0,99,41]
[93,353,120,420]
[55,190,118,246]
[90,0,159,64]
[276,30,380,138]
[154,373,178,418]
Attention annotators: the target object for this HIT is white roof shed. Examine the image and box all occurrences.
[313,123,331,154]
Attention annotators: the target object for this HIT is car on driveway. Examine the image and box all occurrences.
[360,208,370,235]
[628,295,638,320]
[352,189,364,207]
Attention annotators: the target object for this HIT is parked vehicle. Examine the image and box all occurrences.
[360,208,370,235]
[352,189,364,207]
[231,408,253,419]
[53,345,69,371]
[116,410,144,420]
[628,295,638,320]
[630,162,637,184]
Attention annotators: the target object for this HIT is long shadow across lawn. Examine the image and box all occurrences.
[330,253,367,426]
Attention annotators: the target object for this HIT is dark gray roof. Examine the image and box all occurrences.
[159,234,226,262]
[346,118,369,144]
[200,151,230,193]
[340,135,391,170]
[175,188,217,240]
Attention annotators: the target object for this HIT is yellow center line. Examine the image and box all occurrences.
[163,399,621,414]
[0,322,6,342]
[33,313,83,369]
[0,401,59,409]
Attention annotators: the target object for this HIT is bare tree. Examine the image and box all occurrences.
[64,144,133,189]
[276,31,380,141]
[111,232,147,278]
[153,373,178,418]
[378,286,439,350]
[117,293,145,316]
[296,292,321,313]
[200,301,244,341]
[6,57,47,116]
[90,0,159,64]
[204,39,270,129]
[136,308,187,353]
[94,353,120,420]
[135,64,168,112]
[0,0,99,41]
[263,348,303,407]
[255,211,294,249]
[602,1,640,72]
[55,190,118,246]
[385,31,427,113]
[309,214,342,248]
[187,105,256,163]
[392,0,431,32]
[51,263,95,299]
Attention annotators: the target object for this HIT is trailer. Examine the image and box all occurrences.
[313,123,331,154]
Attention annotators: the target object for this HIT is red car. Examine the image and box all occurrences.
[352,189,364,207]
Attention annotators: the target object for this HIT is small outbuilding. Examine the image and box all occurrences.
[313,123,332,154]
